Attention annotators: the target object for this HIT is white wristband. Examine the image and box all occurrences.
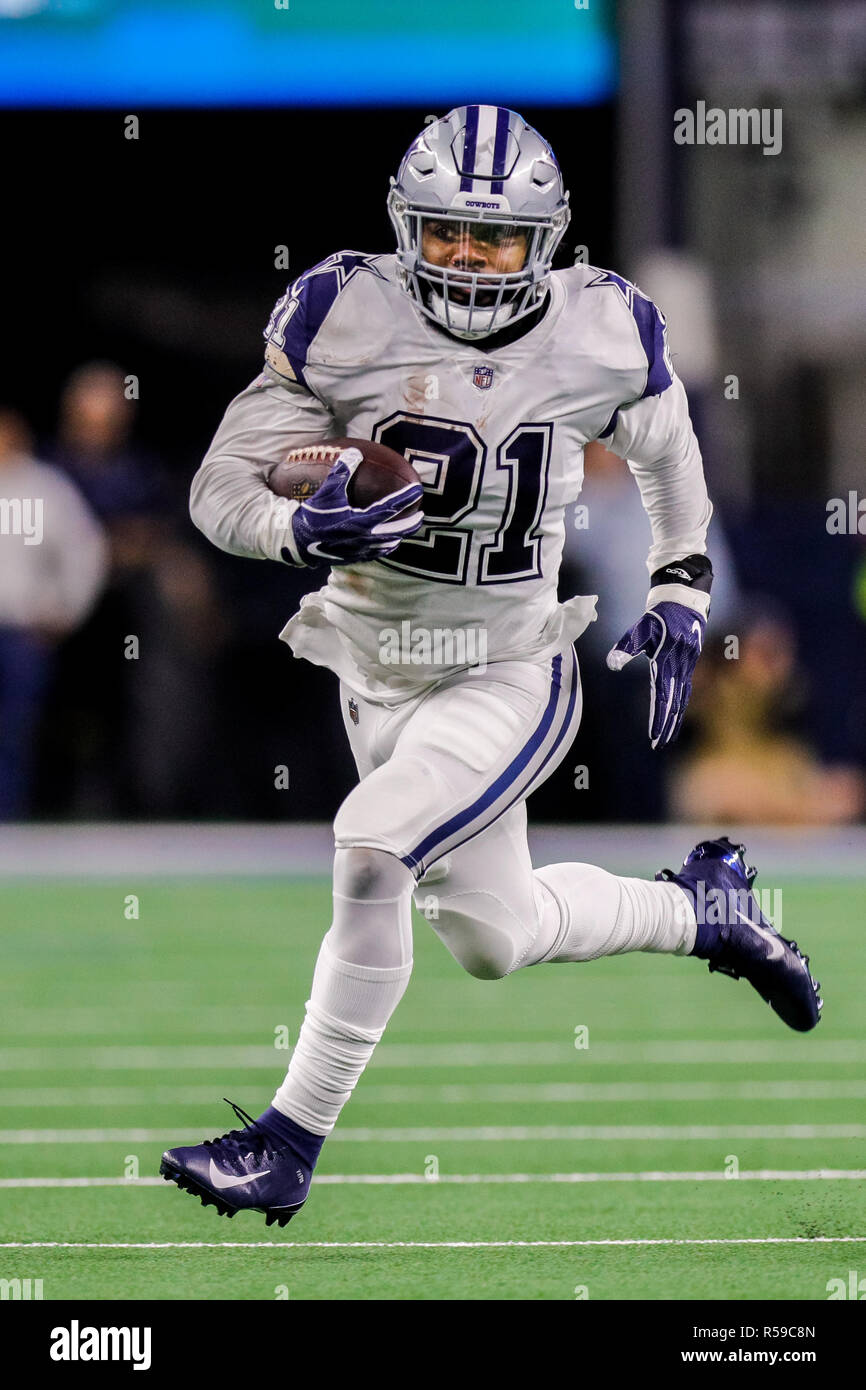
[646,582,711,619]
[268,495,305,566]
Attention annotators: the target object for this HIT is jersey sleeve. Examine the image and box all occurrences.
[629,288,675,401]
[601,374,713,581]
[263,250,386,390]
[191,250,387,563]
[189,370,335,564]
[585,269,675,435]
[584,270,711,579]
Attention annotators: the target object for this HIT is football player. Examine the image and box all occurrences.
[162,107,822,1226]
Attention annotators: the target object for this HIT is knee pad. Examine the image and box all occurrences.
[333,846,412,903]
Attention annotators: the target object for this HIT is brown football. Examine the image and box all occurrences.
[267,437,422,517]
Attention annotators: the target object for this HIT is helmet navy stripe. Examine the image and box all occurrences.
[490,106,510,194]
[459,103,479,192]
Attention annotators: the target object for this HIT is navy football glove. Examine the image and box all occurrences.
[285,447,424,567]
[606,554,712,748]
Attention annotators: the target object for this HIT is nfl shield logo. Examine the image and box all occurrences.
[348,698,359,726]
[473,364,495,390]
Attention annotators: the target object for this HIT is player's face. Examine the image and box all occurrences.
[420,218,530,304]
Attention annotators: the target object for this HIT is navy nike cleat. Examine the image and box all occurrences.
[657,836,823,1032]
[160,1099,313,1228]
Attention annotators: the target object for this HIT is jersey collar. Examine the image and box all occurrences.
[421,287,554,353]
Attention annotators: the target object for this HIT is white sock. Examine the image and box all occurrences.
[272,849,414,1136]
[526,862,696,964]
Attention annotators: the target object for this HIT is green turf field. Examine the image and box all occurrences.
[1,875,864,1300]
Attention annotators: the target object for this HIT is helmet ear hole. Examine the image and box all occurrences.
[408,154,436,178]
[530,159,558,189]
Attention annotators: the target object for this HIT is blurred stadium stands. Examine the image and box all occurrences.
[0,0,864,826]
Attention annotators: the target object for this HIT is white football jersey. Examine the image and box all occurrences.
[191,251,712,703]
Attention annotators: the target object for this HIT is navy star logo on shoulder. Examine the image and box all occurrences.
[586,267,641,311]
[584,267,673,395]
[266,251,388,389]
[298,250,387,296]
[585,267,669,328]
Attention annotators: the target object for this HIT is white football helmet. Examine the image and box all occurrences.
[388,105,570,340]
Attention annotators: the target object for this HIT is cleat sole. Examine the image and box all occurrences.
[160,1159,237,1219]
[160,1157,305,1228]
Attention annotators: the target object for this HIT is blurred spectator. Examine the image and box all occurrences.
[0,408,107,818]
[670,604,865,825]
[36,359,348,820]
[40,361,225,816]
[125,533,230,816]
[47,361,171,558]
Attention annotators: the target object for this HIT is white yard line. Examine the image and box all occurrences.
[2,1039,866,1070]
[2,1169,865,1188]
[1,1234,866,1249]
[0,1005,287,1036]
[2,1122,865,1144]
[3,1079,866,1108]
[354,1080,866,1104]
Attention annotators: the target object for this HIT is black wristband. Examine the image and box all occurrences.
[650,553,713,593]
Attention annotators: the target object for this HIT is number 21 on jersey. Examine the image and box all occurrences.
[373,412,553,586]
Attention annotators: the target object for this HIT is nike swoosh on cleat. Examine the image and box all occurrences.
[208,1158,272,1191]
[691,620,703,651]
[732,908,786,961]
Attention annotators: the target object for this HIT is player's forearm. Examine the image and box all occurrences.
[190,373,333,564]
[190,453,301,563]
[628,431,713,576]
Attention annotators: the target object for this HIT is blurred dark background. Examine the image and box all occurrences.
[2,0,865,826]
[1,105,616,823]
